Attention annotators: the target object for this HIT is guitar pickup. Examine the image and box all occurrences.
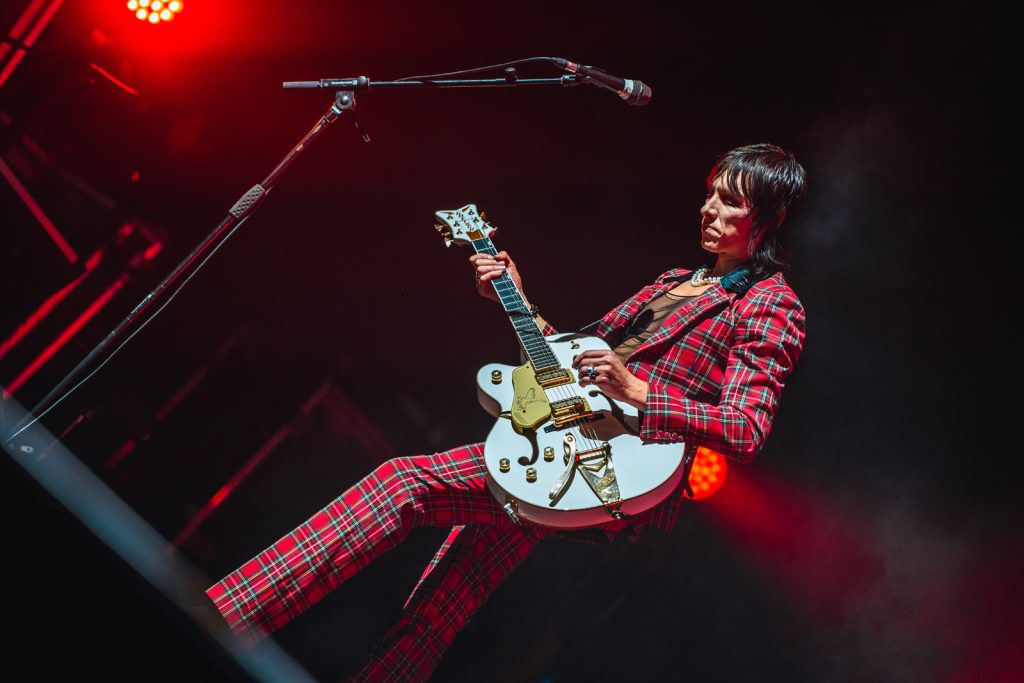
[534,368,575,389]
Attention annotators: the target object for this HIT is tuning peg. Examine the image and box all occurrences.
[480,211,487,221]
[443,236,454,247]
[434,223,446,232]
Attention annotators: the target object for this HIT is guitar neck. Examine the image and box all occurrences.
[470,237,560,371]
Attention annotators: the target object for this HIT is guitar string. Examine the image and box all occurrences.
[215,226,609,620]
[489,253,606,454]
[475,240,593,429]
[489,270,601,450]
[479,237,613,523]
[478,240,604,453]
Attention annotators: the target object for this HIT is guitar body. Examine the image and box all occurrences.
[475,331,686,529]
[435,203,686,529]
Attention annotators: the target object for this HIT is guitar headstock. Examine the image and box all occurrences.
[434,204,496,247]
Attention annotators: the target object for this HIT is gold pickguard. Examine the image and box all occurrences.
[510,363,551,431]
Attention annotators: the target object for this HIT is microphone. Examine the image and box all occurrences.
[553,58,652,106]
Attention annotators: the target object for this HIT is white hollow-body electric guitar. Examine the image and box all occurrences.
[435,204,686,529]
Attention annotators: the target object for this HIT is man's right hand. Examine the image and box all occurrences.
[470,251,525,304]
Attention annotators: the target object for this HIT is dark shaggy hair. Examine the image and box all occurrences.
[706,143,807,279]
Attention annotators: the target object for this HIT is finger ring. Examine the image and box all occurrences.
[586,365,598,379]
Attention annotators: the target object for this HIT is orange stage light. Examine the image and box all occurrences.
[688,446,728,500]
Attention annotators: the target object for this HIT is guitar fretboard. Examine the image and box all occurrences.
[471,237,560,371]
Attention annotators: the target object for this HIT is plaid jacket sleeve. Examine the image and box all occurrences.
[639,281,806,462]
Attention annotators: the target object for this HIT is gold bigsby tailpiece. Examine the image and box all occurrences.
[547,433,623,518]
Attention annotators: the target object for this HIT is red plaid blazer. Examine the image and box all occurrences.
[540,266,806,530]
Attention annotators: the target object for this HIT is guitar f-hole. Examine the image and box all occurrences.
[517,428,541,466]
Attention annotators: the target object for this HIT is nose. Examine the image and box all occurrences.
[700,194,715,217]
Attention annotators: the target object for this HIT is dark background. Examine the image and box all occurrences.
[1,1,1012,681]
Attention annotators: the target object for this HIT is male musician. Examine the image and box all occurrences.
[206,143,808,681]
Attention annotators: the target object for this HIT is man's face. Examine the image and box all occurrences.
[699,173,757,260]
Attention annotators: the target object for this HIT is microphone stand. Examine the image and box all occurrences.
[4,70,581,444]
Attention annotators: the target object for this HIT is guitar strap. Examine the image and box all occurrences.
[574,316,605,335]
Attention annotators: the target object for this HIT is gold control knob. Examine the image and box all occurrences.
[499,458,510,473]
[543,446,555,462]
[571,341,580,349]
[491,370,503,384]
[526,467,537,483]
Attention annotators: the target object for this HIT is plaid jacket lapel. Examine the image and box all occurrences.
[629,284,731,361]
[596,267,690,342]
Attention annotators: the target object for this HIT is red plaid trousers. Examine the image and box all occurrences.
[207,442,584,681]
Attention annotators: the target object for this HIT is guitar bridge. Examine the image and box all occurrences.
[543,414,604,432]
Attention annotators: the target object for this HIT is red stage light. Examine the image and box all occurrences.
[688,446,728,500]
[127,0,182,24]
